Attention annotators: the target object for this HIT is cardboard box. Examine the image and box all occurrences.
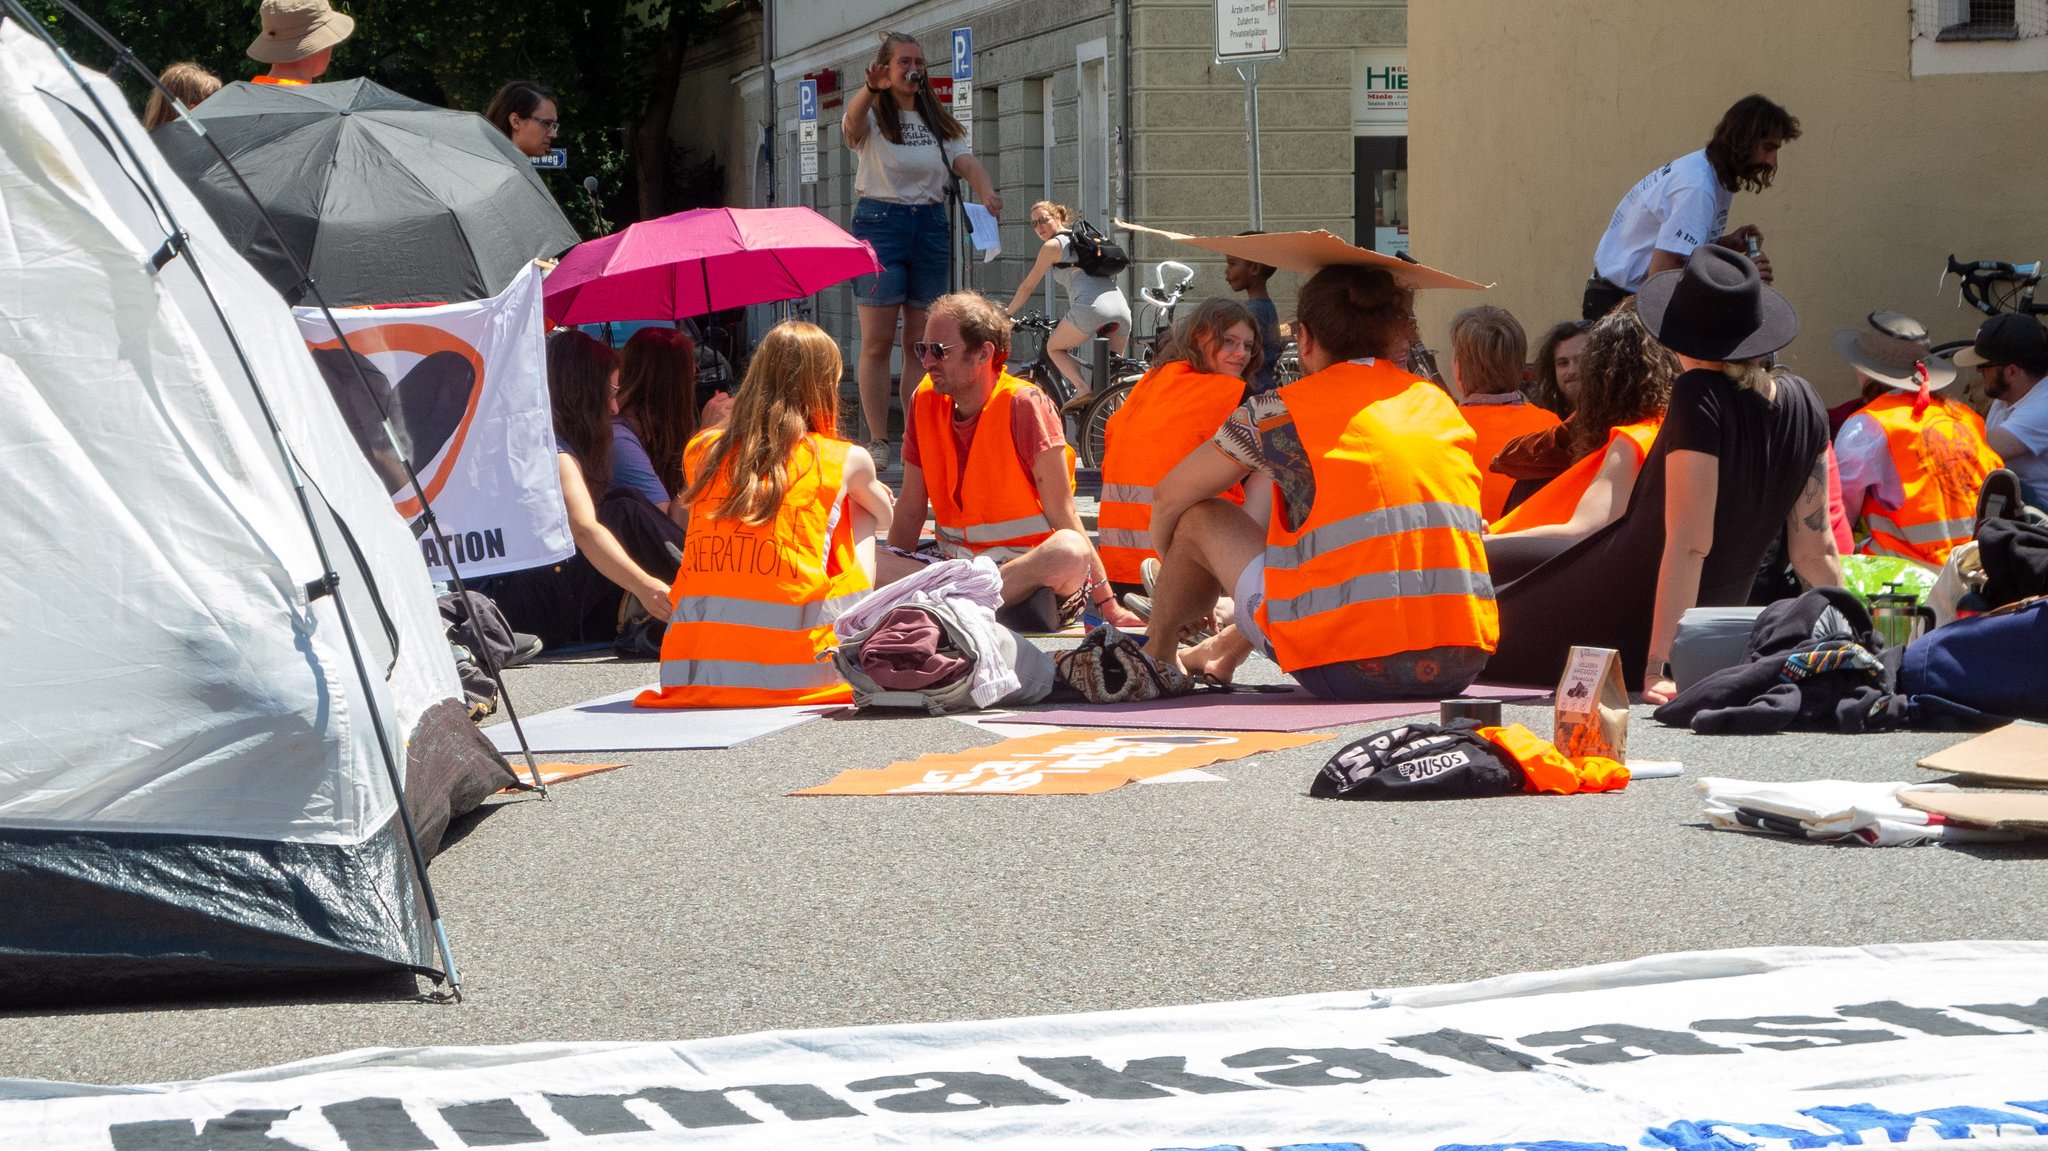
[1900,788,2048,836]
[1915,722,2048,788]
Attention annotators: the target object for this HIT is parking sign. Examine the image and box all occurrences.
[797,79,818,185]
[952,27,972,80]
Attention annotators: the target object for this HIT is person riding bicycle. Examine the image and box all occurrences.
[1097,298,1263,594]
[885,293,1144,630]
[1003,201,1133,415]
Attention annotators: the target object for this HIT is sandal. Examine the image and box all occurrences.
[1058,391,1096,415]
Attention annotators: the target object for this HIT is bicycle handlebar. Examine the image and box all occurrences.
[1940,253,2044,317]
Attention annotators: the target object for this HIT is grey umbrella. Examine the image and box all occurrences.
[152,78,581,306]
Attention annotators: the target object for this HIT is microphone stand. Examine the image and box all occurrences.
[582,176,614,237]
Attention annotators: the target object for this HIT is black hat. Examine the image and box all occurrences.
[1952,312,2048,369]
[1636,245,1799,361]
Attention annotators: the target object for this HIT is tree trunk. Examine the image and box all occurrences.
[632,9,691,220]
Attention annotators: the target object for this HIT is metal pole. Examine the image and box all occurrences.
[1238,62,1263,229]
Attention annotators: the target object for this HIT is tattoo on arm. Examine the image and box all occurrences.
[1799,455,1827,532]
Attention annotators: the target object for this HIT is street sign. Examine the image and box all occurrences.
[1215,0,1285,64]
[797,78,818,186]
[950,26,974,149]
[530,147,567,170]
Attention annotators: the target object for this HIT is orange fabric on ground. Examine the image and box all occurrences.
[1478,723,1630,794]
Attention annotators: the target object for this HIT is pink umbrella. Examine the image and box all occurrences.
[543,206,882,324]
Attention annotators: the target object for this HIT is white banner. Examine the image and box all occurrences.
[9,943,2048,1150]
[295,263,572,580]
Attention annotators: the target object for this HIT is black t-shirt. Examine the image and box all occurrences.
[1628,367,1828,603]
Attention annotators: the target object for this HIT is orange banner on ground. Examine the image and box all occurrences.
[792,730,1329,796]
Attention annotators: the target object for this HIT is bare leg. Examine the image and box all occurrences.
[1142,500,1265,672]
[995,529,1093,604]
[1046,319,1092,401]
[897,305,929,422]
[1179,625,1256,683]
[856,303,901,445]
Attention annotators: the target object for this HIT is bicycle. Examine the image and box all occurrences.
[1009,312,1148,467]
[1933,255,2046,406]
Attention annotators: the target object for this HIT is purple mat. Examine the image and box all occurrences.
[1020,683,1552,732]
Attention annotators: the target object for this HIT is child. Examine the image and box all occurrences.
[1224,242,1283,394]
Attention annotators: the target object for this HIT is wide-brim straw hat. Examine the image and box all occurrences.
[1636,245,1799,362]
[247,0,355,64]
[1832,310,1956,391]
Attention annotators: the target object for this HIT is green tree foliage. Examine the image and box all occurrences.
[20,0,728,235]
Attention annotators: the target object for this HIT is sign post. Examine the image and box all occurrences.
[796,79,819,188]
[1214,0,1285,229]
[949,27,974,291]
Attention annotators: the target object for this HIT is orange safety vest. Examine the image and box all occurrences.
[1857,392,2002,568]
[1458,399,1564,523]
[912,371,1070,557]
[1097,360,1247,583]
[636,432,867,708]
[1489,417,1663,534]
[1255,360,1499,672]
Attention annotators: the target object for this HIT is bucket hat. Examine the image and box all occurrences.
[1952,312,2048,369]
[1832,311,1955,392]
[247,0,355,64]
[1636,245,1799,362]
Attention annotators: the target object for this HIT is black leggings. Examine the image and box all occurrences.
[473,488,684,648]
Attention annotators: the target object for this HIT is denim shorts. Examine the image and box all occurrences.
[850,198,949,310]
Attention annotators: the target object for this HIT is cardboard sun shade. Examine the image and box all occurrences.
[1916,722,2048,788]
[1900,788,2048,836]
[1113,220,1492,290]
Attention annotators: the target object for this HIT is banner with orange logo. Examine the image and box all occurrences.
[792,729,1330,795]
[295,264,571,579]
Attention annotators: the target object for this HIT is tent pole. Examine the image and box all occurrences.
[8,0,473,998]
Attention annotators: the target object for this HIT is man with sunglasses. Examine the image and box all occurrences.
[885,293,1142,628]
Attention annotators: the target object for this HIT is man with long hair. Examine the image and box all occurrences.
[1583,94,1801,320]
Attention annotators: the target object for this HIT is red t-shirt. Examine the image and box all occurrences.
[902,380,1066,477]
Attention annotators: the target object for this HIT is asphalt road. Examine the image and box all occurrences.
[3,641,2043,1088]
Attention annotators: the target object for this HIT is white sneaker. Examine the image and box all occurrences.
[867,439,892,472]
[1140,557,1161,597]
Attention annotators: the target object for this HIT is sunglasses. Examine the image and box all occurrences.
[914,340,961,361]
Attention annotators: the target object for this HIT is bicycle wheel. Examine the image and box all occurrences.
[1076,380,1135,469]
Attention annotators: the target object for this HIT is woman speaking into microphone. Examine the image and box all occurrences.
[842,30,1003,471]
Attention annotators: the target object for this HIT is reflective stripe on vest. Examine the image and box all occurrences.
[1265,500,1486,571]
[1098,482,1153,506]
[660,657,843,693]
[1264,565,1498,626]
[1096,525,1150,553]
[668,591,867,632]
[1864,513,1975,548]
[933,511,1055,546]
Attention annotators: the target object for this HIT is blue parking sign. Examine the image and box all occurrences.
[797,79,817,122]
[952,27,972,81]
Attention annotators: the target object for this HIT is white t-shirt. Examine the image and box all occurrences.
[1987,381,2048,508]
[852,108,969,205]
[1591,148,1732,291]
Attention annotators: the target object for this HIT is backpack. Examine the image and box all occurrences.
[1310,720,1524,800]
[1060,220,1130,277]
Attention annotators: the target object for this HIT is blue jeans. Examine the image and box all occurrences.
[850,198,949,310]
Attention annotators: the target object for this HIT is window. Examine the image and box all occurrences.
[1911,0,2048,74]
[1077,41,1109,229]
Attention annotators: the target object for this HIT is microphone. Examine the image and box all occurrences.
[906,69,924,86]
[582,176,613,237]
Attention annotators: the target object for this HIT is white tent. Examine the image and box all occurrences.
[0,21,513,1002]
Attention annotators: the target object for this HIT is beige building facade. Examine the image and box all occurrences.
[1410,0,2048,404]
[673,0,1413,360]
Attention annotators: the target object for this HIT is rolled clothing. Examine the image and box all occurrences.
[1483,367,1828,690]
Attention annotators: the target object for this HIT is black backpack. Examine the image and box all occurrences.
[1060,220,1130,277]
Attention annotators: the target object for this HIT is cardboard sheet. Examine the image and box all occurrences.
[1900,788,2048,835]
[1916,721,2048,787]
[1021,683,1551,732]
[495,762,627,794]
[791,729,1328,795]
[485,688,834,753]
[1115,219,1491,289]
